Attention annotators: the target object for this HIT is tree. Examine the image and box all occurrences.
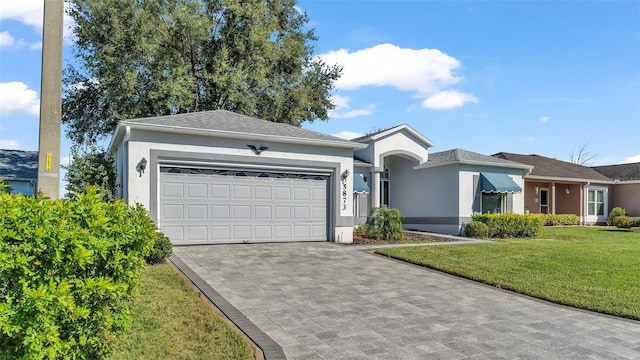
[64,145,117,200]
[63,0,341,145]
[569,143,598,166]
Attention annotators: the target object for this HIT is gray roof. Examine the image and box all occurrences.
[0,149,38,180]
[593,162,640,181]
[494,152,612,182]
[122,110,353,144]
[351,126,398,142]
[427,148,531,168]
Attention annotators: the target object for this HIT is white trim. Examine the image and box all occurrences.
[526,174,614,184]
[585,185,608,223]
[539,188,550,214]
[415,159,532,171]
[157,160,332,175]
[356,124,435,148]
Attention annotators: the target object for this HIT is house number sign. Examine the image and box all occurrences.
[342,179,348,210]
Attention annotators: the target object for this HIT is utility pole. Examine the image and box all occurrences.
[37,0,64,198]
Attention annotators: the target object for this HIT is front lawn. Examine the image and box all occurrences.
[376,227,640,320]
[109,264,253,360]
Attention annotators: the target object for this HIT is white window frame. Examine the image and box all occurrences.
[481,192,506,214]
[586,186,608,223]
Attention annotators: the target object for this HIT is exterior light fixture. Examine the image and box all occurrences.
[136,157,147,177]
[341,169,350,180]
[535,186,539,195]
[565,186,570,195]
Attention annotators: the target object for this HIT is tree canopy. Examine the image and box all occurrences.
[63,0,341,144]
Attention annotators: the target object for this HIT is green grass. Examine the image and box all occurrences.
[376,227,640,320]
[109,264,253,360]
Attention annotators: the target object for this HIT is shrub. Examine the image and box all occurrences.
[145,232,173,264]
[0,179,9,193]
[608,207,627,224]
[0,187,157,359]
[541,213,579,226]
[366,206,405,241]
[612,215,634,229]
[464,221,490,238]
[633,218,640,227]
[472,213,543,238]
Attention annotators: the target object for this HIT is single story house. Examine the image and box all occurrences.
[109,111,532,244]
[593,162,640,217]
[0,149,38,196]
[493,152,615,224]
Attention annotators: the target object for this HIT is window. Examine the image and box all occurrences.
[481,193,504,214]
[353,193,368,217]
[588,189,605,216]
[379,167,390,206]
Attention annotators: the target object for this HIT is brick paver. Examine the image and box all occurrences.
[173,242,640,360]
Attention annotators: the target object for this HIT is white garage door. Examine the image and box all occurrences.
[159,167,328,244]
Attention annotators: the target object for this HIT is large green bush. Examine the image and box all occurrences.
[612,215,634,229]
[472,213,543,238]
[541,213,579,226]
[0,187,157,359]
[366,206,405,241]
[608,207,627,224]
[464,221,490,238]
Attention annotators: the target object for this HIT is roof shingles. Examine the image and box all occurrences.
[493,152,612,182]
[593,162,640,181]
[122,110,351,144]
[0,149,38,180]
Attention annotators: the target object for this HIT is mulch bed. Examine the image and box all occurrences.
[352,231,463,245]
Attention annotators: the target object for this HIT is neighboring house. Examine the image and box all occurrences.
[352,129,532,233]
[593,162,640,217]
[0,149,38,195]
[493,153,614,224]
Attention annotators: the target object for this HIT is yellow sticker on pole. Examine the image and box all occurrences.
[45,153,52,171]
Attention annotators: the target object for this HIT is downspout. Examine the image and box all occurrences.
[123,126,131,201]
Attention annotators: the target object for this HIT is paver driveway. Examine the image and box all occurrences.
[173,242,640,360]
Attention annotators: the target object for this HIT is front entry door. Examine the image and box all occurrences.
[540,188,549,214]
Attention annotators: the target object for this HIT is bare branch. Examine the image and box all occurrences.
[569,143,598,166]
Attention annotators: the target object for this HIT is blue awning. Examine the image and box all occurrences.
[480,173,522,193]
[354,173,369,193]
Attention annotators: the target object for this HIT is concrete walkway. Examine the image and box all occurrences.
[173,242,640,360]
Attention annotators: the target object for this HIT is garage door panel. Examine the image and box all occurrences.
[187,183,207,198]
[163,204,184,220]
[254,206,272,219]
[211,205,230,219]
[293,206,310,220]
[187,205,207,219]
[210,184,230,199]
[160,169,327,244]
[163,182,184,197]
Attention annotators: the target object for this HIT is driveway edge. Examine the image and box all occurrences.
[169,255,287,360]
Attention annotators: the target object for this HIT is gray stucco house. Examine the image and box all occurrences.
[0,149,38,195]
[108,110,531,244]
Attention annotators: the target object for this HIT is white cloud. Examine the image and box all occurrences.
[0,31,17,48]
[333,131,364,140]
[623,155,640,164]
[539,116,550,124]
[318,43,477,110]
[0,139,21,149]
[0,82,40,117]
[60,155,71,166]
[0,2,76,44]
[329,94,376,119]
[421,90,478,110]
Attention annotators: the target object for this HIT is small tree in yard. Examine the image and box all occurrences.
[366,206,405,241]
[64,145,117,200]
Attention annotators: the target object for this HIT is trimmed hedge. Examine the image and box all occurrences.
[613,215,634,229]
[541,213,579,226]
[464,221,490,239]
[471,213,544,238]
[0,187,157,359]
[609,207,626,224]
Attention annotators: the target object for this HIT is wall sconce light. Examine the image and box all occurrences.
[341,169,350,180]
[136,157,147,177]
[565,186,570,195]
[535,186,539,195]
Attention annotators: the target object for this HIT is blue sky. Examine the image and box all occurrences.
[1,1,639,195]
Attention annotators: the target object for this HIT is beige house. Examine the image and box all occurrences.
[593,162,640,217]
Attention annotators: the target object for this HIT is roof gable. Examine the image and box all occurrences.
[0,149,38,180]
[114,110,363,149]
[351,124,435,148]
[593,162,640,181]
[418,148,532,170]
[493,152,612,182]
